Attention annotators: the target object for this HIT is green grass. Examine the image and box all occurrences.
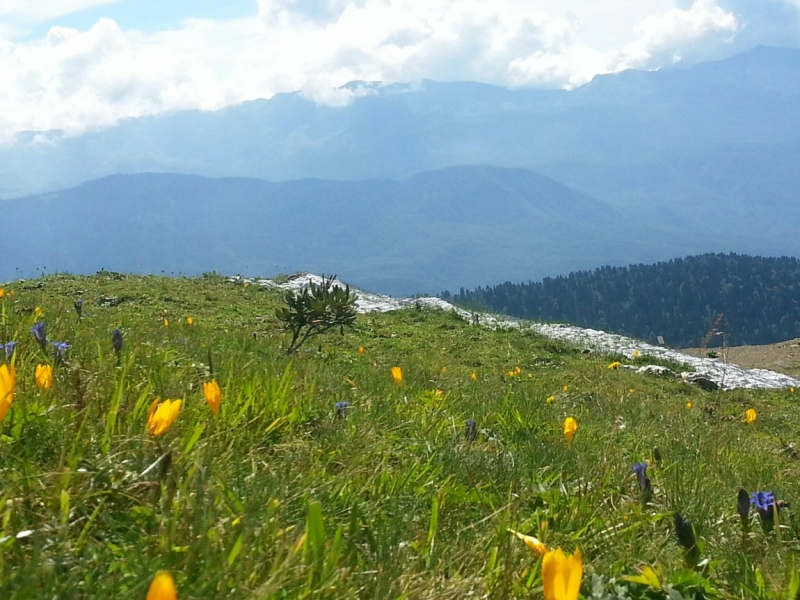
[1,273,800,599]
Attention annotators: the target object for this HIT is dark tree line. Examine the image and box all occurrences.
[444,253,800,348]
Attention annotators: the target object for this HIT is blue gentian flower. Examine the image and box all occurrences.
[3,341,17,360]
[30,322,47,349]
[112,329,123,353]
[465,419,478,441]
[335,400,349,418]
[632,461,651,491]
[751,491,776,520]
[52,342,71,364]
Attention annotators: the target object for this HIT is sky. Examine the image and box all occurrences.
[0,0,798,142]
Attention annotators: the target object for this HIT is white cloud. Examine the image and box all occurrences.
[0,0,746,143]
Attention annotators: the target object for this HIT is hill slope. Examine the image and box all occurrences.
[1,166,714,296]
[1,272,799,598]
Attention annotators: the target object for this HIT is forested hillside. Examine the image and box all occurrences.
[446,253,800,348]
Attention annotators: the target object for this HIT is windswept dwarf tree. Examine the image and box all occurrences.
[275,275,358,353]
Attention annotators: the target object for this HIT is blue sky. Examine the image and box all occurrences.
[22,0,258,38]
[0,0,797,142]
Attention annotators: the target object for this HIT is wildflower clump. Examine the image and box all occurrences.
[0,364,15,423]
[391,366,403,384]
[146,571,177,600]
[542,548,583,600]
[203,380,221,414]
[563,417,578,444]
[509,528,547,556]
[35,364,53,390]
[147,399,182,436]
[745,408,757,424]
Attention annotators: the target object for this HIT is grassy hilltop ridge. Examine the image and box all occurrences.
[1,273,799,598]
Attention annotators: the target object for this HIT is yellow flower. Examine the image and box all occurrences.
[147,399,182,436]
[563,385,568,393]
[515,366,521,375]
[509,528,548,556]
[471,372,477,381]
[146,571,177,600]
[608,361,621,370]
[186,317,194,326]
[358,346,364,354]
[633,350,640,358]
[546,395,555,404]
[542,548,583,600]
[34,306,43,318]
[0,288,4,298]
[163,318,169,327]
[391,366,403,384]
[35,364,53,391]
[0,364,16,424]
[791,387,796,394]
[563,417,578,443]
[508,370,515,377]
[441,366,447,373]
[744,408,757,425]
[203,380,221,415]
[686,402,692,409]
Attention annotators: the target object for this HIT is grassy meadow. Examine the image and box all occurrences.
[1,273,800,599]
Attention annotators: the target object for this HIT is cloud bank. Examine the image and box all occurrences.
[0,0,776,142]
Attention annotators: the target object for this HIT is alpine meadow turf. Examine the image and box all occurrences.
[0,273,799,599]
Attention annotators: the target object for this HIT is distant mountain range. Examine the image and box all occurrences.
[1,166,790,296]
[3,45,800,293]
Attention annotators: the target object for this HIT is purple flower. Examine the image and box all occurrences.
[52,342,71,364]
[3,342,17,360]
[632,461,651,491]
[30,322,47,349]
[112,329,123,353]
[465,419,478,441]
[751,491,777,521]
[335,400,349,418]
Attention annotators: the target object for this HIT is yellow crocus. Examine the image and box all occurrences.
[391,366,403,384]
[563,417,578,443]
[358,346,364,354]
[471,372,477,381]
[163,318,169,327]
[34,306,43,318]
[0,288,4,298]
[0,364,16,423]
[562,385,568,393]
[744,408,757,424]
[686,402,692,409]
[515,366,521,375]
[186,317,194,326]
[146,570,177,600]
[203,380,221,415]
[608,361,621,370]
[35,364,53,391]
[546,395,555,404]
[147,399,182,436]
[509,528,548,556]
[542,548,583,600]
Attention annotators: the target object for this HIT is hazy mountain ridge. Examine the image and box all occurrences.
[1,166,718,296]
[4,45,800,203]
